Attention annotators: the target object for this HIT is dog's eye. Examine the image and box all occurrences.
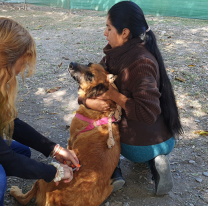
[85,72,94,82]
[88,62,93,67]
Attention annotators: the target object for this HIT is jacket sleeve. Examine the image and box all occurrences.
[13,118,56,157]
[0,137,57,182]
[124,59,161,124]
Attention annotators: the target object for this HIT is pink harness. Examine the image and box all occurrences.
[75,113,117,136]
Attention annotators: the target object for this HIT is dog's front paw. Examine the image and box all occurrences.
[10,186,23,197]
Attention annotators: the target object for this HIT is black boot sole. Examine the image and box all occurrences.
[151,155,173,195]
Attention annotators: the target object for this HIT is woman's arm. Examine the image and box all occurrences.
[123,63,161,124]
[13,118,79,166]
[96,84,128,110]
[0,137,56,182]
[78,96,110,112]
[13,118,56,157]
[97,61,161,124]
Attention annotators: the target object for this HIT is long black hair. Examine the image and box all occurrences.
[108,1,183,136]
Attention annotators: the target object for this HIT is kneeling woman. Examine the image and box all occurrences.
[79,1,183,195]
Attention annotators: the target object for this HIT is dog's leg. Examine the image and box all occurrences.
[67,139,72,150]
[10,181,38,205]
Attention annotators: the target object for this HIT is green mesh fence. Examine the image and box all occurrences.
[2,0,208,20]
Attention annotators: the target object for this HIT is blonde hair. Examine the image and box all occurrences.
[0,17,36,140]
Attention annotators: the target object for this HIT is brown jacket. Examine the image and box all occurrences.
[100,38,172,146]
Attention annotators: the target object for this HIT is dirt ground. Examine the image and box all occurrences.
[0,3,208,206]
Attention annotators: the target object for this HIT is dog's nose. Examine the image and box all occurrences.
[69,62,75,69]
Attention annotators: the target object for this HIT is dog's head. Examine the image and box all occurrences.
[68,62,109,99]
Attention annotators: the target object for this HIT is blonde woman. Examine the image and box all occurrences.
[0,17,79,205]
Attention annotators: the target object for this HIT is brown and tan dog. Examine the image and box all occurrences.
[10,62,121,206]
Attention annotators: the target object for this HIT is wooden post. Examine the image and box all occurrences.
[67,0,71,14]
[24,0,26,10]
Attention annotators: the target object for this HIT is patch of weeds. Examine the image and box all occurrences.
[42,109,49,114]
[18,87,28,93]
[36,71,50,77]
[187,91,200,97]
[171,80,183,88]
[177,18,208,27]
[193,110,202,118]
[60,106,68,111]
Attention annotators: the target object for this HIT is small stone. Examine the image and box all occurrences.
[5,200,11,205]
[105,202,110,206]
[195,178,202,183]
[189,160,195,164]
[179,136,183,140]
[203,172,208,177]
[161,31,166,35]
[195,119,200,123]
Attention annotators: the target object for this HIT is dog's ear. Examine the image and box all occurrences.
[86,83,108,98]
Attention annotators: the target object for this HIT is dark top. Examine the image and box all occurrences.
[100,38,172,146]
[0,118,57,182]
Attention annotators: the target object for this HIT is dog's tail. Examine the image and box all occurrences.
[10,180,39,205]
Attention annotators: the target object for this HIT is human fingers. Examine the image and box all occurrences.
[63,160,72,166]
[55,181,59,186]
[54,155,64,164]
[99,101,110,111]
[63,168,73,183]
[91,99,110,111]
[61,164,73,182]
[57,148,79,166]
[68,150,79,165]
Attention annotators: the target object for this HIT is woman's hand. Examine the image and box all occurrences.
[97,84,117,100]
[61,164,73,183]
[97,84,128,110]
[85,98,110,111]
[55,163,74,186]
[85,84,117,111]
[55,148,79,170]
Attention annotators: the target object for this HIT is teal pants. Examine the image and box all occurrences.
[121,137,175,163]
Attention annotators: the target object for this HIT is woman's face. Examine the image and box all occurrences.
[104,17,128,48]
[13,55,25,76]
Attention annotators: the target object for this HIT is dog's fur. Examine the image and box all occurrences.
[10,62,121,206]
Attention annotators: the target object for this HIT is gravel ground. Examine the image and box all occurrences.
[0,3,208,206]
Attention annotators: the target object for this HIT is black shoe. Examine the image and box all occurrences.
[111,166,125,192]
[149,155,173,195]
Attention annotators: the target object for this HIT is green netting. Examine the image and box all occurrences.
[2,0,208,20]
[134,0,208,20]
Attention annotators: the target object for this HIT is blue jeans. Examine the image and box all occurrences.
[0,141,31,206]
[0,165,6,206]
[121,137,175,163]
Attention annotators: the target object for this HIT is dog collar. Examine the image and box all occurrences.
[75,113,117,136]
